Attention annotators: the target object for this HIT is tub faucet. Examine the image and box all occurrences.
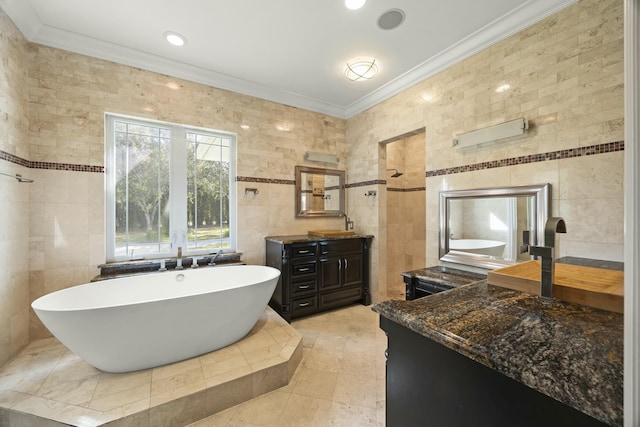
[522,217,567,299]
[176,247,183,270]
[208,249,224,266]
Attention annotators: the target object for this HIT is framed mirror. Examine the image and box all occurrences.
[439,184,550,270]
[295,165,345,217]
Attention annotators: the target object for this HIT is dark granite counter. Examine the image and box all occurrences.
[401,265,486,288]
[265,234,374,244]
[373,279,623,426]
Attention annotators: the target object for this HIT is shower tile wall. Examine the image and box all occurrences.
[0,9,30,367]
[386,133,426,298]
[347,0,624,278]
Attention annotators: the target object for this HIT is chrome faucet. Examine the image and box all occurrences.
[208,249,224,266]
[521,217,566,299]
[175,246,183,270]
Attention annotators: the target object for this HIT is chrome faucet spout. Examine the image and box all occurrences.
[528,217,567,300]
[175,246,183,270]
[208,249,225,266]
[544,217,566,248]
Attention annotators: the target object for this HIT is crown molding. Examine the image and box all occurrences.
[0,0,42,39]
[1,0,576,120]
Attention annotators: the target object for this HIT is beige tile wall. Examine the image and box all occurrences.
[25,43,349,338]
[346,0,624,300]
[0,9,30,366]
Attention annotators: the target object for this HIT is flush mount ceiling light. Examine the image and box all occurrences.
[345,0,366,10]
[378,9,405,30]
[164,31,186,47]
[345,58,378,81]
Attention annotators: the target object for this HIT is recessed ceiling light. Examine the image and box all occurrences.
[378,9,405,30]
[345,58,378,81]
[345,0,366,10]
[164,31,186,47]
[166,82,180,90]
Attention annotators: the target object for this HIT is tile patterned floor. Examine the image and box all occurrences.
[188,304,387,427]
[0,307,302,426]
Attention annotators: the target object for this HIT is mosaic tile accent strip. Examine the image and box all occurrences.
[388,187,426,192]
[426,141,624,177]
[346,180,386,188]
[0,150,29,168]
[0,150,105,173]
[236,176,295,185]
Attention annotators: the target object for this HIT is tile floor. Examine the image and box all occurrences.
[188,304,387,427]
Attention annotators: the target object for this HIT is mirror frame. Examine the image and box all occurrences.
[295,165,345,218]
[439,183,550,270]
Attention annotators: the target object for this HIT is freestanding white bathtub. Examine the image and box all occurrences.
[31,265,280,373]
[449,239,506,257]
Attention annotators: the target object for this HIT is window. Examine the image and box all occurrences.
[105,114,236,261]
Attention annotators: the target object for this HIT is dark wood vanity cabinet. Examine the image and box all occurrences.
[266,236,372,322]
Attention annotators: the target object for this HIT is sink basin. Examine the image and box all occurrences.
[308,230,355,237]
[487,260,623,313]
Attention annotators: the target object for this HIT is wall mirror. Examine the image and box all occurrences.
[439,184,550,270]
[295,165,345,217]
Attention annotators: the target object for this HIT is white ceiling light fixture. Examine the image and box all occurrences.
[345,0,366,10]
[164,31,187,47]
[345,58,378,82]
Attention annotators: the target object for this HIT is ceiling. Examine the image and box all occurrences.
[1,0,575,119]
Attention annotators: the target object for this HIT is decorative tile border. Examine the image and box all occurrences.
[388,187,426,192]
[3,140,623,182]
[426,141,624,177]
[346,180,386,188]
[0,150,30,168]
[236,176,295,185]
[0,150,105,173]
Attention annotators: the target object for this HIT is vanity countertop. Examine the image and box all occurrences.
[373,277,623,426]
[400,265,486,287]
[265,234,374,244]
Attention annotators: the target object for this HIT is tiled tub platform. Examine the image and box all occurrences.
[0,307,302,427]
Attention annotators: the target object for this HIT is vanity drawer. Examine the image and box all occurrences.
[291,295,317,317]
[292,277,317,294]
[291,243,317,258]
[292,262,316,276]
[319,239,361,256]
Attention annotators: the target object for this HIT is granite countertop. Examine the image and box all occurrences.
[373,279,623,426]
[401,265,486,288]
[265,234,374,244]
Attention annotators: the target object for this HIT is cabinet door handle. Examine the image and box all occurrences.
[344,258,348,269]
[298,267,310,272]
[298,250,310,254]
[338,259,342,270]
[299,302,310,307]
[299,285,311,289]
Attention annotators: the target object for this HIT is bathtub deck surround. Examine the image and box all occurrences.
[95,251,244,279]
[0,307,302,427]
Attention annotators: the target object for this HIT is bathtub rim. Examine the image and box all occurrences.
[31,264,281,313]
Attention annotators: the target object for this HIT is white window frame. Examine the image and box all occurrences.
[105,113,237,262]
